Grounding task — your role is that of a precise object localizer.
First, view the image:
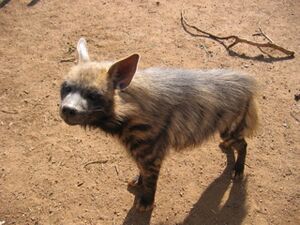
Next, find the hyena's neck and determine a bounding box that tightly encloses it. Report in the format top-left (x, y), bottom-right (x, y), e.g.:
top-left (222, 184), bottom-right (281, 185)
top-left (94, 85), bottom-right (161, 137)
top-left (92, 114), bottom-right (128, 136)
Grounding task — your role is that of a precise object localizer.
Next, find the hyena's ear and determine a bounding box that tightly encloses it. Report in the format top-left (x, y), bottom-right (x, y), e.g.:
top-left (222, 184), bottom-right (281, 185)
top-left (77, 37), bottom-right (90, 63)
top-left (108, 54), bottom-right (140, 90)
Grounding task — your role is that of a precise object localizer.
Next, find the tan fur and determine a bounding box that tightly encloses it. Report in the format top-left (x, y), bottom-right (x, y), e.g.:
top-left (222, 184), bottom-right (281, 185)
top-left (244, 97), bottom-right (259, 137)
top-left (66, 62), bottom-right (112, 93)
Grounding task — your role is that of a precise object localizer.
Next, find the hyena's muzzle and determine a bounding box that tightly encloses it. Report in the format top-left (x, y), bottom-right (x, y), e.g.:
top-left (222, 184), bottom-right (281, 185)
top-left (60, 91), bottom-right (88, 125)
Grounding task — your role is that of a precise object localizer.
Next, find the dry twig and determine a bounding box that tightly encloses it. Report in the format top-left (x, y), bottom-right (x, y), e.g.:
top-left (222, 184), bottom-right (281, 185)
top-left (180, 10), bottom-right (295, 59)
top-left (83, 160), bottom-right (108, 168)
top-left (0, 109), bottom-right (18, 114)
top-left (253, 27), bottom-right (273, 43)
top-left (60, 57), bottom-right (75, 63)
top-left (114, 165), bottom-right (119, 175)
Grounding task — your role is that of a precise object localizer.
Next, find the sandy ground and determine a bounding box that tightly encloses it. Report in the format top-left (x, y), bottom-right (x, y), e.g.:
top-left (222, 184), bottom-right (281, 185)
top-left (0, 0), bottom-right (299, 224)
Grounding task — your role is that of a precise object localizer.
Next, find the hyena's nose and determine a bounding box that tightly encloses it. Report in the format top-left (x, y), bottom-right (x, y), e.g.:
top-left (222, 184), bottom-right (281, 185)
top-left (62, 106), bottom-right (77, 117)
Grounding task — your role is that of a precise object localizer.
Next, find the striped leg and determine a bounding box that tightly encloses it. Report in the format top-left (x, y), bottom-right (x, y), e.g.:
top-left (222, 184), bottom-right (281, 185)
top-left (134, 157), bottom-right (162, 211)
top-left (220, 127), bottom-right (248, 178)
top-left (122, 120), bottom-right (169, 211)
top-left (126, 139), bottom-right (164, 211)
top-left (231, 138), bottom-right (247, 178)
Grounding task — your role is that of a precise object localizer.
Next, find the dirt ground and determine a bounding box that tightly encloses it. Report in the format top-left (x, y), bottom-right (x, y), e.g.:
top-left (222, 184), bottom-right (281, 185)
top-left (0, 0), bottom-right (299, 224)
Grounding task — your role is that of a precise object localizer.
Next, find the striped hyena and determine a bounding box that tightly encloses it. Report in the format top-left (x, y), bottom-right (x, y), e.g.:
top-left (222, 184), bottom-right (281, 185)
top-left (59, 38), bottom-right (258, 211)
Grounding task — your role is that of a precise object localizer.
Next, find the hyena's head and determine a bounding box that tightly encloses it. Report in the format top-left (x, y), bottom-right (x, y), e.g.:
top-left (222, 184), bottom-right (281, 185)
top-left (59, 38), bottom-right (139, 126)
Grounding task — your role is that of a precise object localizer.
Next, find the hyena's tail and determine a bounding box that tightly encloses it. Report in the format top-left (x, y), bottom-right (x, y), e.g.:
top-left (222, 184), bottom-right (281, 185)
top-left (220, 95), bottom-right (258, 143)
top-left (243, 96), bottom-right (259, 137)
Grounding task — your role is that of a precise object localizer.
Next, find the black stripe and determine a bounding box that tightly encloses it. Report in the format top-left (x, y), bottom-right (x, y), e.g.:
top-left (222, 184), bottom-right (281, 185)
top-left (137, 110), bottom-right (173, 157)
top-left (144, 173), bottom-right (159, 188)
top-left (231, 102), bottom-right (249, 138)
top-left (146, 165), bottom-right (160, 174)
top-left (124, 135), bottom-right (135, 146)
top-left (92, 116), bottom-right (128, 136)
top-left (125, 135), bottom-right (155, 151)
top-left (154, 110), bottom-right (173, 150)
top-left (129, 124), bottom-right (152, 132)
top-left (130, 138), bottom-right (155, 151)
top-left (131, 141), bottom-right (142, 150)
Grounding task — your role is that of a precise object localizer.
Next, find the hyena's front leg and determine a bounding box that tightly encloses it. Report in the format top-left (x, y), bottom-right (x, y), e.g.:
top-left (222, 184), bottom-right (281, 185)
top-left (134, 157), bottom-right (162, 211)
top-left (126, 143), bottom-right (163, 211)
top-left (123, 123), bottom-right (167, 211)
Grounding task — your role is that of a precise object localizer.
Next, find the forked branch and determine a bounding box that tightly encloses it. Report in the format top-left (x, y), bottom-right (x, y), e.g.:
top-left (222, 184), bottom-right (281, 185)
top-left (180, 10), bottom-right (295, 59)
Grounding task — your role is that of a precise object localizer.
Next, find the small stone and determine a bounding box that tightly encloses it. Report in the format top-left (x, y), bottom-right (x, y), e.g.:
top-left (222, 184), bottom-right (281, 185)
top-left (77, 182), bottom-right (84, 187)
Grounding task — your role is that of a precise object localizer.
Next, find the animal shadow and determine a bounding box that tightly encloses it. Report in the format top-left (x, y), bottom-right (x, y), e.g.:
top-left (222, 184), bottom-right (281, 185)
top-left (0, 0), bottom-right (40, 8)
top-left (0, 0), bottom-right (11, 8)
top-left (227, 48), bottom-right (294, 63)
top-left (27, 0), bottom-right (40, 7)
top-left (122, 197), bottom-right (153, 225)
top-left (179, 149), bottom-right (248, 225)
top-left (121, 150), bottom-right (247, 225)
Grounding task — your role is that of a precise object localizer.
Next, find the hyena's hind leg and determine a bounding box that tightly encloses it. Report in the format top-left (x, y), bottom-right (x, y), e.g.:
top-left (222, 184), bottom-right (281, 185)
top-left (220, 129), bottom-right (248, 178)
top-left (231, 138), bottom-right (247, 177)
top-left (219, 105), bottom-right (251, 179)
top-left (219, 98), bottom-right (258, 178)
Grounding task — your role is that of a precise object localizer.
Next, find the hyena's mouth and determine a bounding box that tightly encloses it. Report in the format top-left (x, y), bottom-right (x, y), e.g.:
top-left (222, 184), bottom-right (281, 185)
top-left (61, 116), bottom-right (84, 126)
top-left (59, 106), bottom-right (88, 126)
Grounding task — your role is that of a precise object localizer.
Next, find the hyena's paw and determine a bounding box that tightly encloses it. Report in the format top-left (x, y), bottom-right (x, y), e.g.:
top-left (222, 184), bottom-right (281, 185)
top-left (135, 195), bottom-right (154, 212)
top-left (127, 175), bottom-right (143, 195)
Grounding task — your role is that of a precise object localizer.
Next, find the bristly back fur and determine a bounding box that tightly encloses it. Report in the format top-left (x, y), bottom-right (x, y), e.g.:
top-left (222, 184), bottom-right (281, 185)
top-left (114, 67), bottom-right (258, 150)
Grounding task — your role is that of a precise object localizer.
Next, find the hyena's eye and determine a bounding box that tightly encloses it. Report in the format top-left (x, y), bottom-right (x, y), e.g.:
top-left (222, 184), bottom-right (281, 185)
top-left (62, 82), bottom-right (72, 94)
top-left (64, 85), bottom-right (72, 93)
top-left (86, 91), bottom-right (101, 102)
top-left (60, 82), bottom-right (73, 97)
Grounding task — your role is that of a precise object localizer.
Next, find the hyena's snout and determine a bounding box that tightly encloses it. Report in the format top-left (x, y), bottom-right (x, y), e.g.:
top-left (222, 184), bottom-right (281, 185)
top-left (60, 92), bottom-right (88, 125)
top-left (60, 105), bottom-right (81, 125)
top-left (61, 105), bottom-right (77, 117)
